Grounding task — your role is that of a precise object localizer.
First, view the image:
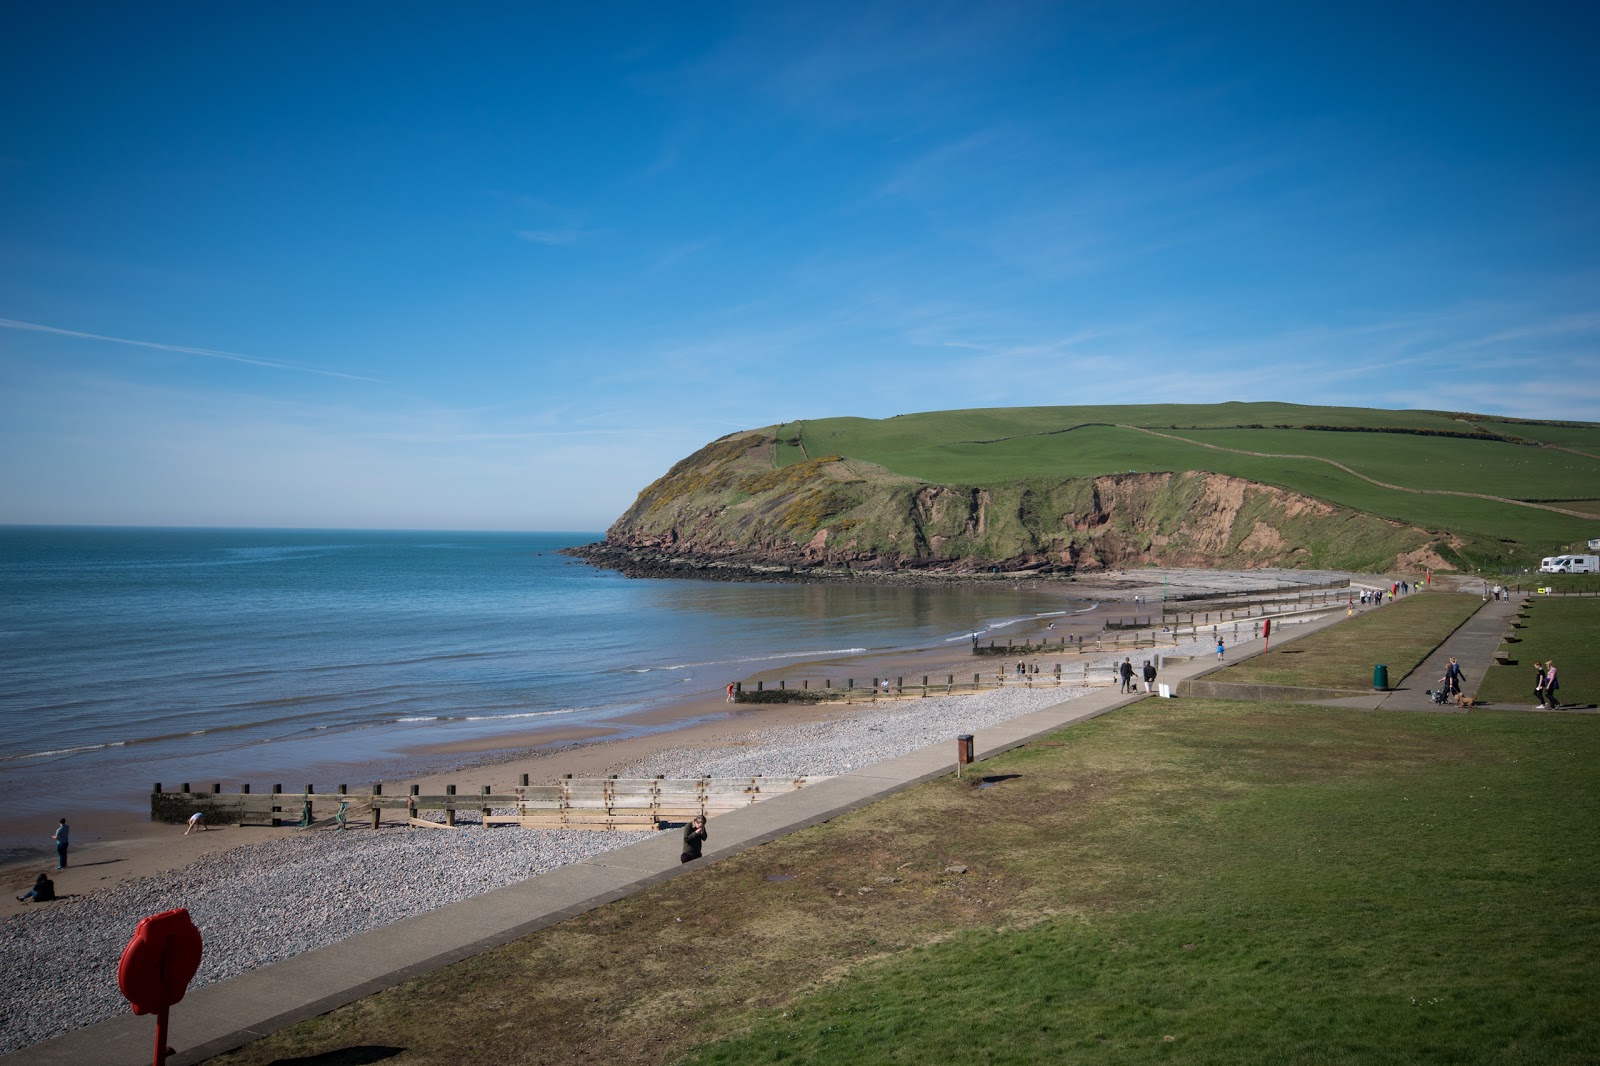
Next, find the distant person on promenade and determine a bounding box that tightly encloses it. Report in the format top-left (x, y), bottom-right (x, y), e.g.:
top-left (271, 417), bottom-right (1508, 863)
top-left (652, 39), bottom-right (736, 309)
top-left (1119, 658), bottom-right (1133, 692)
top-left (681, 815), bottom-right (708, 863)
top-left (1532, 661), bottom-right (1547, 708)
top-left (17, 873), bottom-right (55, 903)
top-left (1543, 660), bottom-right (1560, 709)
top-left (185, 811), bottom-right (207, 835)
top-left (1216, 637), bottom-right (1226, 660)
top-left (52, 818), bottom-right (68, 870)
top-left (1142, 659), bottom-right (1157, 692)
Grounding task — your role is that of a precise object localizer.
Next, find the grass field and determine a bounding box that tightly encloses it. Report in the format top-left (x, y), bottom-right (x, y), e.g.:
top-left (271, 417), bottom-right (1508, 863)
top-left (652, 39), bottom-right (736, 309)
top-left (213, 696), bottom-right (1600, 1066)
top-left (1207, 592), bottom-right (1481, 691)
top-left (1477, 420), bottom-right (1600, 453)
top-left (781, 408), bottom-right (1598, 557)
top-left (1162, 427), bottom-right (1600, 501)
top-left (1478, 597), bottom-right (1598, 710)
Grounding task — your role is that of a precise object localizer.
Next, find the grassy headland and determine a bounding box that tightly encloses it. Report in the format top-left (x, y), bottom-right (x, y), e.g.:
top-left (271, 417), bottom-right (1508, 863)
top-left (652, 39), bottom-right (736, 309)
top-left (600, 404), bottom-right (1598, 578)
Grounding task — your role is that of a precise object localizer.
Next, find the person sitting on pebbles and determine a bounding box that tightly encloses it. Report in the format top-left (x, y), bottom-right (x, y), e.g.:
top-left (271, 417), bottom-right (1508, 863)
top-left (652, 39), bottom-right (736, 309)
top-left (17, 872), bottom-right (55, 903)
top-left (185, 810), bottom-right (208, 835)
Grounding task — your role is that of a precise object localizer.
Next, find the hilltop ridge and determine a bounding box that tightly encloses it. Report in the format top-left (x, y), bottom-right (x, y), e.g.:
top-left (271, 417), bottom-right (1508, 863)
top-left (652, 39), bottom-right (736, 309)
top-left (576, 404), bottom-right (1600, 578)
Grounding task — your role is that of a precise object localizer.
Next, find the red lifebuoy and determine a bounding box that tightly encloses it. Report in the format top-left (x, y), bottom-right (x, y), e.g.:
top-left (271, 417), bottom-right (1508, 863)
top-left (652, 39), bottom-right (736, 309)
top-left (118, 908), bottom-right (204, 1016)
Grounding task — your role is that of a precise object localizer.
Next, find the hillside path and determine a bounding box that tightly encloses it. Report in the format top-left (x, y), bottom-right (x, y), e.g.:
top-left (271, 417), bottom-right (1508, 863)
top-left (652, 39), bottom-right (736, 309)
top-left (1119, 425), bottom-right (1596, 519)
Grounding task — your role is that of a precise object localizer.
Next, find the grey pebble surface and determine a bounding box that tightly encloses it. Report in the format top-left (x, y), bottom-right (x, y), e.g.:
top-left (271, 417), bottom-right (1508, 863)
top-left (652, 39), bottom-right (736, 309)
top-left (1, 637), bottom-right (1235, 1053)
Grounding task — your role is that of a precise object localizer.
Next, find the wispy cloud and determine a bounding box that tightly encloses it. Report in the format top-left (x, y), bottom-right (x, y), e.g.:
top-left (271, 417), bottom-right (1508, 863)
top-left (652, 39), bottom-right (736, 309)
top-left (516, 229), bottom-right (595, 246)
top-left (0, 317), bottom-right (381, 382)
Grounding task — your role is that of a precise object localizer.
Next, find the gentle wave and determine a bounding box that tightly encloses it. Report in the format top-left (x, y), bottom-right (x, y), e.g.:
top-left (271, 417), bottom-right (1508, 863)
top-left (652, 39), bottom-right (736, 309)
top-left (645, 647), bottom-right (868, 671)
top-left (1, 740), bottom-right (129, 761)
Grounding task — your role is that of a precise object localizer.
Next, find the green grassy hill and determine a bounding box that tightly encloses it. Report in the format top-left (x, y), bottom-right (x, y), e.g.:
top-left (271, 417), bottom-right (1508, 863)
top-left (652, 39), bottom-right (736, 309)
top-left (603, 403), bottom-right (1599, 574)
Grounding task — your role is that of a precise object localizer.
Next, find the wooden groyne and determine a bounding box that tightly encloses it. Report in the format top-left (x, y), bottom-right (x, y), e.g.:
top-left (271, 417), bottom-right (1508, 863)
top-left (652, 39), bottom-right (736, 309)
top-left (150, 775), bottom-right (824, 832)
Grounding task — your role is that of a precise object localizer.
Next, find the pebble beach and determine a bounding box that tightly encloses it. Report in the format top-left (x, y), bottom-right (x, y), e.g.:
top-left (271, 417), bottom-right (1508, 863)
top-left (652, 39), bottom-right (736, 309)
top-left (0, 636), bottom-right (1226, 1053)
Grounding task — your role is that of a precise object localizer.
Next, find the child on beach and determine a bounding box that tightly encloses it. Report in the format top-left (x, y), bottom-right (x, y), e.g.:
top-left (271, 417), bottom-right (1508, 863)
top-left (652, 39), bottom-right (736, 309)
top-left (1216, 638), bottom-right (1226, 660)
top-left (185, 810), bottom-right (207, 835)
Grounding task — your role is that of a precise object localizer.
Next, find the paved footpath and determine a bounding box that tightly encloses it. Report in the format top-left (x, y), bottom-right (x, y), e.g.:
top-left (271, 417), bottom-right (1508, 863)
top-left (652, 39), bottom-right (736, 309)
top-left (1, 602), bottom-right (1393, 1066)
top-left (1378, 593), bottom-right (1518, 711)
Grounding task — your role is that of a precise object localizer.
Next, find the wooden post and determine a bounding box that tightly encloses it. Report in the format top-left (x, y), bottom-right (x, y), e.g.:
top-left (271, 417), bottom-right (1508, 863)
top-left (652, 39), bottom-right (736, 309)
top-left (240, 783), bottom-right (250, 794)
top-left (372, 782), bottom-right (382, 829)
top-left (181, 783), bottom-right (190, 794)
top-left (446, 784), bottom-right (457, 827)
top-left (520, 773), bottom-right (530, 787)
top-left (212, 783), bottom-right (221, 794)
top-left (271, 784), bottom-right (283, 827)
top-left (481, 785), bottom-right (492, 825)
top-left (409, 784), bottom-right (420, 828)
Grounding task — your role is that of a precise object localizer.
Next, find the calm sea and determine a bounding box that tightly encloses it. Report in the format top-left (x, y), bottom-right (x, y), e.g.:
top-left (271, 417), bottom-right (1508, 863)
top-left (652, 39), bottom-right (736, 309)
top-left (0, 527), bottom-right (1068, 850)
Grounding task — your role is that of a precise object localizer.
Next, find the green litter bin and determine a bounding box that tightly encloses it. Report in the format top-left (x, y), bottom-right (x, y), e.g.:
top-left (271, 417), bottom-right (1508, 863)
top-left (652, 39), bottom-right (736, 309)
top-left (1373, 664), bottom-right (1389, 691)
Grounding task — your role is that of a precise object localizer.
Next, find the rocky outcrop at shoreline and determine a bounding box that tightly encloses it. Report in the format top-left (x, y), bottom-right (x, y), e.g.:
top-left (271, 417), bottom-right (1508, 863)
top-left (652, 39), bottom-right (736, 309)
top-left (582, 429), bottom-right (1445, 577)
top-left (560, 541), bottom-right (1081, 585)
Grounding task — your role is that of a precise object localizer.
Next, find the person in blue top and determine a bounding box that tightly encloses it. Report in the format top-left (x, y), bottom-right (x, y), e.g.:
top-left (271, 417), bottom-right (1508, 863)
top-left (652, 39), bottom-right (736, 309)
top-left (53, 818), bottom-right (68, 870)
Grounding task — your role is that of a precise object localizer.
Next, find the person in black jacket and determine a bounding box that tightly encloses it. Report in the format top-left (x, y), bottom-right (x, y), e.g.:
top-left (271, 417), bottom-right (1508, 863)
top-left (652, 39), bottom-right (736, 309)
top-left (681, 816), bottom-right (708, 863)
top-left (17, 873), bottom-right (55, 903)
top-left (1142, 659), bottom-right (1157, 693)
top-left (1119, 658), bottom-right (1134, 692)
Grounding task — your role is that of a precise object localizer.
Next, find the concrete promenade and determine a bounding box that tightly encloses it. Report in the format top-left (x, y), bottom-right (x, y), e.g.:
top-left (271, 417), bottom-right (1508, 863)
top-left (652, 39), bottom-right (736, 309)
top-left (2, 600), bottom-right (1400, 1066)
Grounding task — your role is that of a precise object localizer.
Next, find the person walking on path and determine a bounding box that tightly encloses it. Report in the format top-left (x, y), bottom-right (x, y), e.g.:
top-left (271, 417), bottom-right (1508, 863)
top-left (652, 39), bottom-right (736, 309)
top-left (1532, 660), bottom-right (1548, 708)
top-left (52, 818), bottom-right (68, 870)
top-left (1216, 637), bottom-right (1226, 660)
top-left (1543, 660), bottom-right (1560, 709)
top-left (681, 815), bottom-right (708, 863)
top-left (1444, 657), bottom-right (1465, 698)
top-left (1119, 658), bottom-right (1134, 693)
top-left (1142, 659), bottom-right (1157, 693)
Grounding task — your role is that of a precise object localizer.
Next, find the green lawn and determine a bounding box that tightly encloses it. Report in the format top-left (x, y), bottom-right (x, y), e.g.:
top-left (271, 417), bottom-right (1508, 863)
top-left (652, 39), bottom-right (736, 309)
top-left (1211, 592), bottom-right (1482, 690)
top-left (683, 703), bottom-right (1600, 1066)
top-left (1477, 597), bottom-right (1598, 710)
top-left (211, 694), bottom-right (1600, 1066)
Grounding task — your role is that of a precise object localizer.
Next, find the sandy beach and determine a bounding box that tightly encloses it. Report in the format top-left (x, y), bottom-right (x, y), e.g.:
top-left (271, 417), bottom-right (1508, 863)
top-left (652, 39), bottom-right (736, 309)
top-left (0, 567), bottom-right (1375, 1053)
top-left (0, 567), bottom-right (1367, 904)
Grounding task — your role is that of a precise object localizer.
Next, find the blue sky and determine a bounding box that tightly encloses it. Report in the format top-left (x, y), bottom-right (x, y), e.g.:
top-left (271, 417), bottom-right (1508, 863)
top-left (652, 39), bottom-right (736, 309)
top-left (2, 2), bottom-right (1596, 531)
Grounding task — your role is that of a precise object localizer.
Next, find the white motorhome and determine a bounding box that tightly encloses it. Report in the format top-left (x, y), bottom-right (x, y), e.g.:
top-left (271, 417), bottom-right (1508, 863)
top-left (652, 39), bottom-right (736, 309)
top-left (1539, 554), bottom-right (1599, 574)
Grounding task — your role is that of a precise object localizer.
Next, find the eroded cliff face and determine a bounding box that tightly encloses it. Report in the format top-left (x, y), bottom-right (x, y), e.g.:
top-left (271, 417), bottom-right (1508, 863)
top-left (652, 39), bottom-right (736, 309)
top-left (596, 429), bottom-right (1443, 573)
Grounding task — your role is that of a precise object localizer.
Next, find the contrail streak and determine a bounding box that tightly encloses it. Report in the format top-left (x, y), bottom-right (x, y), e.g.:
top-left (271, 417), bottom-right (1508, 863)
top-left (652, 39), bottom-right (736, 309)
top-left (0, 317), bottom-right (383, 382)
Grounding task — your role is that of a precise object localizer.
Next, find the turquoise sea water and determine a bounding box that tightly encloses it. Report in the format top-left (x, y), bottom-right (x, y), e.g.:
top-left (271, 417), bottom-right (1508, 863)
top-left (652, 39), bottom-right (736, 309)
top-left (0, 527), bottom-right (1069, 849)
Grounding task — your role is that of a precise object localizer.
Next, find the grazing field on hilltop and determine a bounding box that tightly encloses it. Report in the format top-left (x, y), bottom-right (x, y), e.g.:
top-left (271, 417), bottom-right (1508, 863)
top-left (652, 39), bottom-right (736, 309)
top-left (214, 698), bottom-right (1600, 1066)
top-left (774, 405), bottom-right (1597, 557)
top-left (1477, 420), bottom-right (1600, 454)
